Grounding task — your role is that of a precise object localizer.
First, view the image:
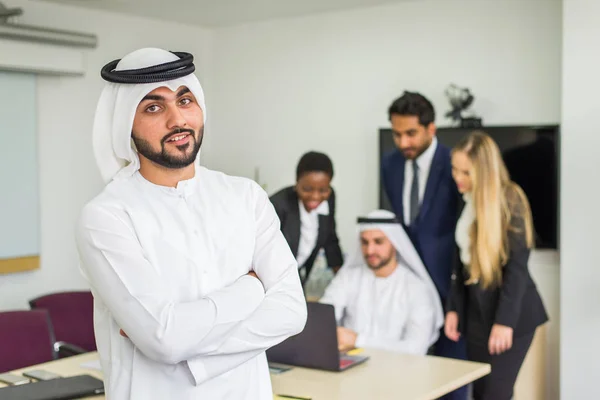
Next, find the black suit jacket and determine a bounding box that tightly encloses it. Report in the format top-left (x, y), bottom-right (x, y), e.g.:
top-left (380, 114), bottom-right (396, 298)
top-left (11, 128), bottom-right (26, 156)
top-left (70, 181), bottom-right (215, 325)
top-left (447, 198), bottom-right (548, 340)
top-left (269, 186), bottom-right (344, 282)
top-left (381, 144), bottom-right (459, 302)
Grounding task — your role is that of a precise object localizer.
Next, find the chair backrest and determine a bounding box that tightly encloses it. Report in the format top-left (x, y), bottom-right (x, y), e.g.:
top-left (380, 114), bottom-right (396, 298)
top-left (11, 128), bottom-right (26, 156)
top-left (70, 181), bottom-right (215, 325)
top-left (0, 309), bottom-right (57, 373)
top-left (29, 291), bottom-right (96, 352)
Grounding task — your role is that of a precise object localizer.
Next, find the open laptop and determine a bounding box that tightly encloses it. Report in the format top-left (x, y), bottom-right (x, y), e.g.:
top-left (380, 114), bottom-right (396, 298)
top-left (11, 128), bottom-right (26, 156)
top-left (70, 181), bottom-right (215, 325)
top-left (266, 302), bottom-right (369, 372)
top-left (0, 374), bottom-right (104, 400)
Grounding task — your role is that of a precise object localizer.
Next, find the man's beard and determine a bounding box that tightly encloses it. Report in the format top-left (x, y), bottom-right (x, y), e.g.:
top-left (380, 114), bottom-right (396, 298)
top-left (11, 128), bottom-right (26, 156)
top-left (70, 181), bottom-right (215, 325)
top-left (366, 252), bottom-right (394, 270)
top-left (132, 126), bottom-right (203, 169)
top-left (401, 137), bottom-right (433, 160)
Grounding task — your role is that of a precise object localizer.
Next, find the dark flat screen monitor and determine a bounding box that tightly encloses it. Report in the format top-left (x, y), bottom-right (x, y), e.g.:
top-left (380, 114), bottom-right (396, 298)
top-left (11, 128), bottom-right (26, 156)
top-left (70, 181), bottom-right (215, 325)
top-left (379, 125), bottom-right (560, 249)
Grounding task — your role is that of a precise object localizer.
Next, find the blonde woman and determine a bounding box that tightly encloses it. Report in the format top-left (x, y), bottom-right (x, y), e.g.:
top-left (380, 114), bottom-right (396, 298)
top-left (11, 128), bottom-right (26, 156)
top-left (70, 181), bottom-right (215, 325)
top-left (444, 131), bottom-right (548, 400)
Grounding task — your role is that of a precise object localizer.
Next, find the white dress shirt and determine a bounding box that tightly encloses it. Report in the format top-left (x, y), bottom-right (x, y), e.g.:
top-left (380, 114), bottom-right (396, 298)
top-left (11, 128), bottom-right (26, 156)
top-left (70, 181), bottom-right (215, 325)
top-left (319, 262), bottom-right (436, 355)
top-left (296, 200), bottom-right (329, 267)
top-left (455, 192), bottom-right (475, 266)
top-left (75, 167), bottom-right (307, 400)
top-left (403, 137), bottom-right (438, 226)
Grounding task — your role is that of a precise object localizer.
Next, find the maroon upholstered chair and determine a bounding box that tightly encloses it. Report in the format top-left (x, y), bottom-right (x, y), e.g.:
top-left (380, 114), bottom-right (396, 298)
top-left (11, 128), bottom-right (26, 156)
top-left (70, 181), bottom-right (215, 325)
top-left (0, 309), bottom-right (57, 373)
top-left (29, 291), bottom-right (96, 356)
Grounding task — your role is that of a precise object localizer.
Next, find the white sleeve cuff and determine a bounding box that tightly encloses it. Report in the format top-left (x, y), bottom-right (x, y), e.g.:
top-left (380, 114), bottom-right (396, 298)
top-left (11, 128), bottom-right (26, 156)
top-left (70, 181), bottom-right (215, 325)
top-left (355, 333), bottom-right (367, 349)
top-left (187, 357), bottom-right (208, 386)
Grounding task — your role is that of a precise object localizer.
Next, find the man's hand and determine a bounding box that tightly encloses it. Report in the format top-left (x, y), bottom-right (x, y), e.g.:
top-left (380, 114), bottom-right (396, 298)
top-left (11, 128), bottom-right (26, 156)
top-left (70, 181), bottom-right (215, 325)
top-left (488, 324), bottom-right (513, 355)
top-left (337, 327), bottom-right (357, 352)
top-left (120, 329), bottom-right (128, 338)
top-left (247, 270), bottom-right (265, 291)
top-left (444, 311), bottom-right (460, 342)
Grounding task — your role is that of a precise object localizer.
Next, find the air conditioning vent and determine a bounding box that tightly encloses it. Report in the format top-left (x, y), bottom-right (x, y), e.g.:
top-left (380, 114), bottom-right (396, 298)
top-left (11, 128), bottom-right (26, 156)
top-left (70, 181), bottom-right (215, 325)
top-left (0, 1), bottom-right (97, 48)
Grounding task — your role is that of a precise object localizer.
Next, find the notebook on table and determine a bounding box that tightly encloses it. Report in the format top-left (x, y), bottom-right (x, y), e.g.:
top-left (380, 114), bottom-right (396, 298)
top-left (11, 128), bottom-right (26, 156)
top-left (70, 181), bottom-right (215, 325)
top-left (0, 374), bottom-right (104, 400)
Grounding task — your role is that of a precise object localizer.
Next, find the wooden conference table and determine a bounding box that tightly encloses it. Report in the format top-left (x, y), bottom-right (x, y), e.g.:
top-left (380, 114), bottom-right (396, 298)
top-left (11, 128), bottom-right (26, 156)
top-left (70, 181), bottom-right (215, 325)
top-left (2, 350), bottom-right (489, 400)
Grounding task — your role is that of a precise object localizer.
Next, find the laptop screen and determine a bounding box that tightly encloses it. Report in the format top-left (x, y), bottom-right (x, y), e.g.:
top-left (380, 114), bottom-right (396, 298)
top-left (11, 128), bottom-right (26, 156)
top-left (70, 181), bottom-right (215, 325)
top-left (266, 302), bottom-right (341, 371)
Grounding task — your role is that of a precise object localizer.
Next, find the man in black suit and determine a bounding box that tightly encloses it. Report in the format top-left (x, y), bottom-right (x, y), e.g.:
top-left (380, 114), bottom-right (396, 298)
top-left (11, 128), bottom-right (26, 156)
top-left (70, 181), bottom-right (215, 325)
top-left (269, 151), bottom-right (344, 286)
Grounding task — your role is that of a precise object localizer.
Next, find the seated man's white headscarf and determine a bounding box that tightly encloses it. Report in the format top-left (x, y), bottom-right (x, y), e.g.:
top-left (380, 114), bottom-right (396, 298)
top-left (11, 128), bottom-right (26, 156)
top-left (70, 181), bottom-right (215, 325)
top-left (92, 48), bottom-right (206, 183)
top-left (345, 209), bottom-right (444, 346)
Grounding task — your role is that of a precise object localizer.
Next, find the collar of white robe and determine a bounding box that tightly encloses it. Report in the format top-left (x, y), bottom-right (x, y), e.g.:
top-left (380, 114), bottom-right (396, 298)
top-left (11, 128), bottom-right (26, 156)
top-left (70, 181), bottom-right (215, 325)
top-left (101, 51), bottom-right (195, 84)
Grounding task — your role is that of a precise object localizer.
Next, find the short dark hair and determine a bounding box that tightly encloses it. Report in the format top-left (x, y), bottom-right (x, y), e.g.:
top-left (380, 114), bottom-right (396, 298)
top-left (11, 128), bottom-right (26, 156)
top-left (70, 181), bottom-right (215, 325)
top-left (296, 151), bottom-right (334, 181)
top-left (388, 91), bottom-right (435, 127)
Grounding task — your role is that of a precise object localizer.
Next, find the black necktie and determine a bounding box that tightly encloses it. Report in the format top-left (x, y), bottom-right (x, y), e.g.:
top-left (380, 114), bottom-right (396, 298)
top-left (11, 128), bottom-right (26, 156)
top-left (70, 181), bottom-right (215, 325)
top-left (410, 160), bottom-right (420, 224)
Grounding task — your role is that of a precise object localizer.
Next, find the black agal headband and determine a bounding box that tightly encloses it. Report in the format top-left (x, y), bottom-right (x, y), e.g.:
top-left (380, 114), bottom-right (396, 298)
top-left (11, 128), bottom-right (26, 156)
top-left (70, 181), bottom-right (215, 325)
top-left (101, 51), bottom-right (195, 84)
top-left (356, 216), bottom-right (401, 224)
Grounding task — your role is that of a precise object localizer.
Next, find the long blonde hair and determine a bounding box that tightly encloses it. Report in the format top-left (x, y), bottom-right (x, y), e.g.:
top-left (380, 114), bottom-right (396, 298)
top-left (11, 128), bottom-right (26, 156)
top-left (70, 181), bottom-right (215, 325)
top-left (453, 131), bottom-right (534, 289)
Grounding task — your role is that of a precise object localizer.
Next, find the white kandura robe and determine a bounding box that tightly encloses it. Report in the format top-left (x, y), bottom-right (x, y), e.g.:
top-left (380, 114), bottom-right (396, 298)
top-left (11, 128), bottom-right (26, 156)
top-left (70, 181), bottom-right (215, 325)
top-left (75, 166), bottom-right (307, 400)
top-left (320, 262), bottom-right (436, 355)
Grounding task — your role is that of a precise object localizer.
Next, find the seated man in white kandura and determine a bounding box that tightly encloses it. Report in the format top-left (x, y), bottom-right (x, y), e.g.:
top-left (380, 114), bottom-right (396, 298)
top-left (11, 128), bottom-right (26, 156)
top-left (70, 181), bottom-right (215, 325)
top-left (320, 209), bottom-right (443, 355)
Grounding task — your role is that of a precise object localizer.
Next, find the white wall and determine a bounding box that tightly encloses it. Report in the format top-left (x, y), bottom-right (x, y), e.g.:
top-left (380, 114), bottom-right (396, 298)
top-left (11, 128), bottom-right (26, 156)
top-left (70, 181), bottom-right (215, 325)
top-left (207, 0), bottom-right (562, 251)
top-left (0, 0), bottom-right (213, 311)
top-left (561, 0), bottom-right (600, 397)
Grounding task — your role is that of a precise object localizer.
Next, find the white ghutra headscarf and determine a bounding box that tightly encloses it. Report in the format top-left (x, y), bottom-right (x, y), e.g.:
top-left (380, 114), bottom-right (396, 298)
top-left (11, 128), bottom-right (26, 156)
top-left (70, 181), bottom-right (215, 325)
top-left (92, 48), bottom-right (207, 184)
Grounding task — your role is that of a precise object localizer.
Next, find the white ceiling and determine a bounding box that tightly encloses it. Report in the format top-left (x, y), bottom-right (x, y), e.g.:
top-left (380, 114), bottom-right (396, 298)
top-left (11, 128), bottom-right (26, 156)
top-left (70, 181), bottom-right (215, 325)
top-left (35, 0), bottom-right (411, 27)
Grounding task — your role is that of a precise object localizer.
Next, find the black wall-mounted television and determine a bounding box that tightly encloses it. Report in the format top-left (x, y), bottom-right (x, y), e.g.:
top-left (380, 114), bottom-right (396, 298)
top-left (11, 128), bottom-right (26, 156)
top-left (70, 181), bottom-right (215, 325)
top-left (379, 125), bottom-right (560, 250)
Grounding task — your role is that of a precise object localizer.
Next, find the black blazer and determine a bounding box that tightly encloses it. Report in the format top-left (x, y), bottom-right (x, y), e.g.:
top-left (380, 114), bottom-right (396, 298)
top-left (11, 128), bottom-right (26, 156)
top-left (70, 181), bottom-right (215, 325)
top-left (447, 198), bottom-right (548, 340)
top-left (269, 186), bottom-right (344, 281)
top-left (382, 143), bottom-right (459, 301)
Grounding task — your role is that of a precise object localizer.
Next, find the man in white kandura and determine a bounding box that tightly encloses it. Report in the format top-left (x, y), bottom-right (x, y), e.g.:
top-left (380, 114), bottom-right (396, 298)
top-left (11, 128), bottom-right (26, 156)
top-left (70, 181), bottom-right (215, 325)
top-left (320, 210), bottom-right (443, 355)
top-left (75, 48), bottom-right (307, 400)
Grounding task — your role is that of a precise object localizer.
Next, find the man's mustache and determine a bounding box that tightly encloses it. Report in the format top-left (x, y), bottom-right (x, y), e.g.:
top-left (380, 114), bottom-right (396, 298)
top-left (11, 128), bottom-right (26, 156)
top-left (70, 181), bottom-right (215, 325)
top-left (161, 128), bottom-right (195, 144)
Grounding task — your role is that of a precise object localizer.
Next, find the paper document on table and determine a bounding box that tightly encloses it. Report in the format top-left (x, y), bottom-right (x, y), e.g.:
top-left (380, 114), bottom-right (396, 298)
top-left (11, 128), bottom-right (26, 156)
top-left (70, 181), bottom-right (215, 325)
top-left (347, 348), bottom-right (364, 355)
top-left (80, 359), bottom-right (102, 371)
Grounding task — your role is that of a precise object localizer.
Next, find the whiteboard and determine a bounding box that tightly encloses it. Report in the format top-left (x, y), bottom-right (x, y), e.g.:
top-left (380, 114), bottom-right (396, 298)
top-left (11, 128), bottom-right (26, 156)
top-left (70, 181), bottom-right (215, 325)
top-left (0, 71), bottom-right (39, 259)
